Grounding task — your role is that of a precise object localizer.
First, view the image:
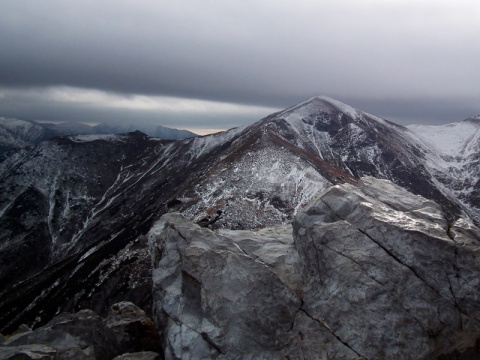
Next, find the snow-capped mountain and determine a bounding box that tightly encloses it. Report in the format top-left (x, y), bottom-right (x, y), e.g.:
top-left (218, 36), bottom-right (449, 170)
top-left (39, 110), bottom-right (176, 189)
top-left (0, 118), bottom-right (197, 153)
top-left (94, 121), bottom-right (196, 139)
top-left (0, 117), bottom-right (55, 153)
top-left (407, 116), bottom-right (480, 222)
top-left (175, 96), bottom-right (476, 228)
top-left (0, 96), bottom-right (478, 334)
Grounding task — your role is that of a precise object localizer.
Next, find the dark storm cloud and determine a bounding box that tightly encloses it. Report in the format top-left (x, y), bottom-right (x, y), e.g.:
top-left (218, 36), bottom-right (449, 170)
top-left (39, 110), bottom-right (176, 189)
top-left (0, 0), bottom-right (479, 128)
top-left (338, 97), bottom-right (480, 125)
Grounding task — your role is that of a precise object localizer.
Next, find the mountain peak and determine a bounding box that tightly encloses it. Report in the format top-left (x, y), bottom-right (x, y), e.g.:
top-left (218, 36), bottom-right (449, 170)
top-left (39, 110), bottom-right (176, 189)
top-left (271, 96), bottom-right (395, 132)
top-left (1, 93), bottom-right (480, 338)
top-left (280, 96), bottom-right (361, 121)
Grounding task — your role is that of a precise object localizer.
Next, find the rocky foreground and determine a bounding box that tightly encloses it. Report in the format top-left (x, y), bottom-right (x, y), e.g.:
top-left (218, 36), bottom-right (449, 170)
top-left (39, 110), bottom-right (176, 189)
top-left (150, 177), bottom-right (480, 359)
top-left (3, 177), bottom-right (480, 359)
top-left (0, 301), bottom-right (162, 359)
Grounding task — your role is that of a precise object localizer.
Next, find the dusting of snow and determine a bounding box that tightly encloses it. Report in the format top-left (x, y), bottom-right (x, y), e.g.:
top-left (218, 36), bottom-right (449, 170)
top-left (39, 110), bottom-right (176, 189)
top-left (316, 96), bottom-right (359, 118)
top-left (279, 96), bottom-right (390, 126)
top-left (407, 121), bottom-right (480, 157)
top-left (0, 117), bottom-right (48, 149)
top-left (281, 96), bottom-right (359, 120)
top-left (186, 125), bottom-right (248, 160)
top-left (69, 134), bottom-right (126, 142)
top-left (285, 115), bottom-right (332, 159)
top-left (405, 120), bottom-right (480, 221)
top-left (47, 172), bottom-right (60, 250)
top-left (183, 146), bottom-right (331, 228)
top-left (346, 123), bottom-right (366, 141)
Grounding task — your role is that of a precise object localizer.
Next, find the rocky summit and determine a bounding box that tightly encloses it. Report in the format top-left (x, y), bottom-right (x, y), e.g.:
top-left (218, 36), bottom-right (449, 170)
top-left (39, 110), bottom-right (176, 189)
top-left (149, 177), bottom-right (480, 359)
top-left (1, 97), bottom-right (480, 359)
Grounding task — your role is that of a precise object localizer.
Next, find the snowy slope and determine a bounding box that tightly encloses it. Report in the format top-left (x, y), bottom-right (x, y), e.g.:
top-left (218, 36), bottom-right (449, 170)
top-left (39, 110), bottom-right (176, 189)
top-left (0, 117), bottom-right (53, 152)
top-left (1, 96), bottom-right (479, 334)
top-left (407, 118), bottom-right (480, 157)
top-left (182, 145), bottom-right (332, 228)
top-left (407, 117), bottom-right (480, 221)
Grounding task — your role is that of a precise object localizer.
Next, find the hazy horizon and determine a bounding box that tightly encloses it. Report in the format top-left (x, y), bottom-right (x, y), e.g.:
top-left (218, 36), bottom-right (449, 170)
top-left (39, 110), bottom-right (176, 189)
top-left (30, 118), bottom-right (224, 135)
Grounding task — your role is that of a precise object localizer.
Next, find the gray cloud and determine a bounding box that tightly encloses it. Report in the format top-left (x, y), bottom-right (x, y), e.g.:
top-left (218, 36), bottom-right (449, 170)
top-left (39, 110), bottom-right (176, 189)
top-left (1, 0), bottom-right (479, 128)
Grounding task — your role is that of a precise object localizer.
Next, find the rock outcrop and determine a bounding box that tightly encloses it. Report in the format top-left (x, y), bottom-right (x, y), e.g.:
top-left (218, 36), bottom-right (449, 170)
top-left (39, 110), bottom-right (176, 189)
top-left (150, 177), bottom-right (480, 359)
top-left (2, 176), bottom-right (480, 359)
top-left (3, 97), bottom-right (480, 335)
top-left (0, 302), bottom-right (162, 360)
top-left (294, 177), bottom-right (480, 359)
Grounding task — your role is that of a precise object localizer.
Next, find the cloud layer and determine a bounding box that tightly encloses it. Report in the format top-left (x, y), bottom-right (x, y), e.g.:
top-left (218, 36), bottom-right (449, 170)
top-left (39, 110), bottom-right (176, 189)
top-left (1, 0), bottom-right (479, 128)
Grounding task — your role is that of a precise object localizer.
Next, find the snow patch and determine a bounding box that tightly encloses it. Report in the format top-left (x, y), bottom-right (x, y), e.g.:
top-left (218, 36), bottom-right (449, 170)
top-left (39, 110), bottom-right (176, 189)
top-left (183, 146), bottom-right (331, 228)
top-left (407, 121), bottom-right (480, 157)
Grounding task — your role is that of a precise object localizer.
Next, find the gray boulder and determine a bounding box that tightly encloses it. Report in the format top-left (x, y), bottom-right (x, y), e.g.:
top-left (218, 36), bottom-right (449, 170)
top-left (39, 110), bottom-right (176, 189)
top-left (150, 216), bottom-right (303, 359)
top-left (1, 302), bottom-right (162, 359)
top-left (294, 176), bottom-right (480, 359)
top-left (150, 176), bottom-right (480, 359)
top-left (3, 309), bottom-right (117, 359)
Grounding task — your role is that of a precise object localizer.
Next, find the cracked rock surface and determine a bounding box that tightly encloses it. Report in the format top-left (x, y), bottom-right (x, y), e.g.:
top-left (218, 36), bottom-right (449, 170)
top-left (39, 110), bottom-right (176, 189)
top-left (150, 176), bottom-right (480, 359)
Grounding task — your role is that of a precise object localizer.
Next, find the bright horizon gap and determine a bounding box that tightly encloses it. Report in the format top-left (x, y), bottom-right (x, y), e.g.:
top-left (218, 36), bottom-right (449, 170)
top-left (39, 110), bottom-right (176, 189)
top-left (181, 128), bottom-right (228, 136)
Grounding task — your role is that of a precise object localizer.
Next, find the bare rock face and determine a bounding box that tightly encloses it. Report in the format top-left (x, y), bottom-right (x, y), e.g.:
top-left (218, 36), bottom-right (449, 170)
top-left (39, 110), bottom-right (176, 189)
top-left (150, 215), bottom-right (302, 359)
top-left (294, 176), bottom-right (480, 359)
top-left (150, 177), bottom-right (480, 359)
top-left (0, 302), bottom-right (162, 360)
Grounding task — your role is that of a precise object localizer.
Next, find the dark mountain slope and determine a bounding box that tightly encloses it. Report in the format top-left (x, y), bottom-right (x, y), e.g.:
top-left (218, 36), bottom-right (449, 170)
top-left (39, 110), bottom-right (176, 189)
top-left (0, 96), bottom-right (478, 334)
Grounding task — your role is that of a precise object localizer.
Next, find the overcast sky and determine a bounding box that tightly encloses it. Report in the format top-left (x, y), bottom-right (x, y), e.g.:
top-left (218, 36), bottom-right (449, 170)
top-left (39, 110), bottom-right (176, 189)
top-left (1, 0), bottom-right (479, 133)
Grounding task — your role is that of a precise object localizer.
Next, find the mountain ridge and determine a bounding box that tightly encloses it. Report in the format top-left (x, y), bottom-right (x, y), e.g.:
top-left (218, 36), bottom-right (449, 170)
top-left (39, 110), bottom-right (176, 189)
top-left (0, 96), bottom-right (479, 335)
top-left (0, 117), bottom-right (197, 154)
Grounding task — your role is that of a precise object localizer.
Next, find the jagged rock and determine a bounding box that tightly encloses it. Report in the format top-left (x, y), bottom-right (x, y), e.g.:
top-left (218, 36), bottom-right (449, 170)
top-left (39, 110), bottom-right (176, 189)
top-left (150, 215), bottom-right (302, 359)
top-left (1, 302), bottom-right (162, 360)
top-left (150, 177), bottom-right (480, 359)
top-left (294, 176), bottom-right (480, 359)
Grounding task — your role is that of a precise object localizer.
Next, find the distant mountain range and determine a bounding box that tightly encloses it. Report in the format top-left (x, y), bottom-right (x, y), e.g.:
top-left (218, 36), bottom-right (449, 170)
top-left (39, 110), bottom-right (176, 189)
top-left (0, 96), bottom-right (479, 350)
top-left (0, 117), bottom-right (197, 153)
